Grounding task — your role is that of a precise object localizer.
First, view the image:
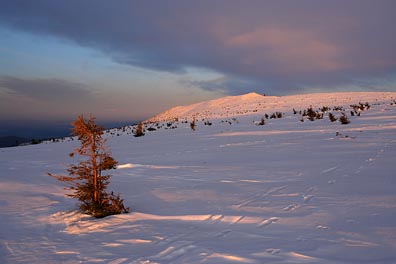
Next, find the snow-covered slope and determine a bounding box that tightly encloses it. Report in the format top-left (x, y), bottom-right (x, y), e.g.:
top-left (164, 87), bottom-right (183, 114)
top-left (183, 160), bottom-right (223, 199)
top-left (1, 92), bottom-right (396, 263)
top-left (148, 91), bottom-right (396, 122)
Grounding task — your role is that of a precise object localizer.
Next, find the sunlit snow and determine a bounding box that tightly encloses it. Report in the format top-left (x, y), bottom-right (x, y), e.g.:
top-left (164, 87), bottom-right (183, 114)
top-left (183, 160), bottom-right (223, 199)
top-left (1, 92), bottom-right (396, 263)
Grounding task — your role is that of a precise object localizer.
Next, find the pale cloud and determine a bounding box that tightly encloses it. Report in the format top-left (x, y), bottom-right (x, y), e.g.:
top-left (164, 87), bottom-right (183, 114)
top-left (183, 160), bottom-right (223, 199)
top-left (0, 76), bottom-right (92, 102)
top-left (225, 27), bottom-right (343, 74)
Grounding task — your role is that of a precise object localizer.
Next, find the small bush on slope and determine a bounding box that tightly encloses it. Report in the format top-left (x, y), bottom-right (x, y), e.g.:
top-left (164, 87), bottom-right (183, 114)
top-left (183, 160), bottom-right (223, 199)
top-left (190, 119), bottom-right (196, 131)
top-left (328, 112), bottom-right (337, 122)
top-left (339, 113), bottom-right (351, 125)
top-left (257, 118), bottom-right (265, 126)
top-left (134, 122), bottom-right (145, 137)
top-left (270, 112), bottom-right (283, 119)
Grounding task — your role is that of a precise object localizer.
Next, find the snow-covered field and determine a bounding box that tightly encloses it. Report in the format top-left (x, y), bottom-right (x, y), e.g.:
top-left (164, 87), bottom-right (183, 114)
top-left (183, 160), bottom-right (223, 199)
top-left (1, 92), bottom-right (396, 263)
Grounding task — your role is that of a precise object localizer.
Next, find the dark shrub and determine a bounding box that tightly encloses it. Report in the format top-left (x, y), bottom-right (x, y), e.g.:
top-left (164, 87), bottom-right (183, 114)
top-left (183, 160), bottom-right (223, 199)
top-left (339, 113), bottom-right (350, 125)
top-left (329, 113), bottom-right (337, 122)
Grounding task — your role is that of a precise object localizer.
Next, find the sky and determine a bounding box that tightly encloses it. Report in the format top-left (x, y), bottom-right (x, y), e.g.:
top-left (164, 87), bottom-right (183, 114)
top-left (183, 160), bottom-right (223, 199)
top-left (0, 0), bottom-right (395, 138)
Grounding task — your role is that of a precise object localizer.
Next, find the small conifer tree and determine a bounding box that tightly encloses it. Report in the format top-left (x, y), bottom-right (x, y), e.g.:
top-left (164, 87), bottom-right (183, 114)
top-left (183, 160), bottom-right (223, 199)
top-left (190, 118), bottom-right (196, 131)
top-left (49, 115), bottom-right (129, 218)
top-left (257, 117), bottom-right (265, 126)
top-left (339, 113), bottom-right (350, 125)
top-left (134, 122), bottom-right (145, 137)
top-left (306, 107), bottom-right (317, 121)
top-left (329, 112), bottom-right (337, 122)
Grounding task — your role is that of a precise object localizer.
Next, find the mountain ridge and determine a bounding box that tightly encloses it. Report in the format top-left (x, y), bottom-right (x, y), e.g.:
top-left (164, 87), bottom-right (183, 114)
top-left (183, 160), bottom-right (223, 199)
top-left (147, 91), bottom-right (396, 122)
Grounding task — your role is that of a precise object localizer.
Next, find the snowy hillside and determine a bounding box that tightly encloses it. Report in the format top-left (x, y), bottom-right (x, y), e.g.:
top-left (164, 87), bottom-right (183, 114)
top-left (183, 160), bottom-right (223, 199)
top-left (1, 92), bottom-right (396, 263)
top-left (148, 91), bottom-right (396, 122)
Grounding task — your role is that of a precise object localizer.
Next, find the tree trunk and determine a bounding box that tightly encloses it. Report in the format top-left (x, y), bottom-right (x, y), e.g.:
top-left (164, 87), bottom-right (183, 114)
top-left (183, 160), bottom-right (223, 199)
top-left (91, 133), bottom-right (98, 203)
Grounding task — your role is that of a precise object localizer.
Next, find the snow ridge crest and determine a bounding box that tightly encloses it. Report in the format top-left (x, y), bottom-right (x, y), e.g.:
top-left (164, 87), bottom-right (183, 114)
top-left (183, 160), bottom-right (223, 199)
top-left (147, 91), bottom-right (396, 122)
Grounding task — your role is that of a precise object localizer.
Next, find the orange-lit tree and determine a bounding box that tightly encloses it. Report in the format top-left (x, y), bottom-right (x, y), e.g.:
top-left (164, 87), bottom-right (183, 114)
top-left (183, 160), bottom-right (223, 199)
top-left (49, 115), bottom-right (129, 218)
top-left (134, 122), bottom-right (145, 137)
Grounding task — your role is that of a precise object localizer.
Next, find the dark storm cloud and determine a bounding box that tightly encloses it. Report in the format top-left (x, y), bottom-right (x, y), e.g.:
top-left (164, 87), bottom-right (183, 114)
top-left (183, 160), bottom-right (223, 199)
top-left (1, 0), bottom-right (395, 94)
top-left (0, 76), bottom-right (92, 102)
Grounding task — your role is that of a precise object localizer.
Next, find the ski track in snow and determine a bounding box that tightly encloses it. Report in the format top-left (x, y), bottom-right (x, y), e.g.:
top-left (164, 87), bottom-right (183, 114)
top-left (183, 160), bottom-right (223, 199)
top-left (1, 92), bottom-right (396, 263)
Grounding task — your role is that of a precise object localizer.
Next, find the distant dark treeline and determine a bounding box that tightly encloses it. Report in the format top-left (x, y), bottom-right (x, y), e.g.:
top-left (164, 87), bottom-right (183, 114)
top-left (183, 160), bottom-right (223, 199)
top-left (0, 136), bottom-right (30, 148)
top-left (0, 119), bottom-right (137, 147)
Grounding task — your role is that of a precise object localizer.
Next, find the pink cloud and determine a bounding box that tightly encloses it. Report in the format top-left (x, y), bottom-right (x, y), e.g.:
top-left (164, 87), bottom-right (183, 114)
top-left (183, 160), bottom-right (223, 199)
top-left (224, 27), bottom-right (345, 74)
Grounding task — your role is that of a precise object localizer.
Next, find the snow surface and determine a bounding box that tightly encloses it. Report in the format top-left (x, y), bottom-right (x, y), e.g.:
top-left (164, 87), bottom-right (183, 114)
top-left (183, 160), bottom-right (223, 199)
top-left (1, 92), bottom-right (396, 263)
